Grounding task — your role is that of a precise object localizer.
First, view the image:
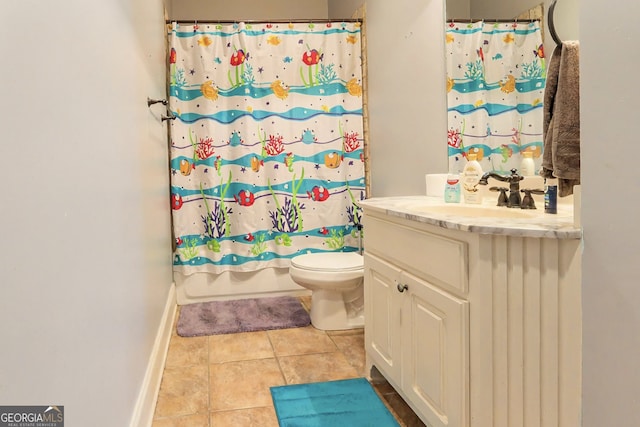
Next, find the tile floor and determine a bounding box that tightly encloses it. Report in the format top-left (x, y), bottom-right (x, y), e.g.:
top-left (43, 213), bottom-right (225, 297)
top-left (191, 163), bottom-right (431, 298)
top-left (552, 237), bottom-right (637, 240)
top-left (152, 296), bottom-right (426, 427)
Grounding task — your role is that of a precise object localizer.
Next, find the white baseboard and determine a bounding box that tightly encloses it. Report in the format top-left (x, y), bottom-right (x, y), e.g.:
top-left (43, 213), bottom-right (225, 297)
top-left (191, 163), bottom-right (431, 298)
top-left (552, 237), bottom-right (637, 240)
top-left (129, 283), bottom-right (177, 427)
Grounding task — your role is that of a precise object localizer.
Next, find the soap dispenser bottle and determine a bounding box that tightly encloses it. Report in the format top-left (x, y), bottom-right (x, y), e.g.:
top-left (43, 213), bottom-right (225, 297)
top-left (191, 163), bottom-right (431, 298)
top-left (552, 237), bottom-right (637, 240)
top-left (462, 153), bottom-right (483, 204)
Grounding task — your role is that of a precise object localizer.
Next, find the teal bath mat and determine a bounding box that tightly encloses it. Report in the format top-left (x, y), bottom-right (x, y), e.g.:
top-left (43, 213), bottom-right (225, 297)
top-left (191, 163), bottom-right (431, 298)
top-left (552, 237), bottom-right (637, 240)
top-left (270, 378), bottom-right (400, 427)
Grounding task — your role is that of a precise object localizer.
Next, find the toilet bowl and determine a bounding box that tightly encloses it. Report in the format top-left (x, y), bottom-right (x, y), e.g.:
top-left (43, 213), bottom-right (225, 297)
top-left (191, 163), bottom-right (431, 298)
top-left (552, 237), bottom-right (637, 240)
top-left (289, 252), bottom-right (364, 331)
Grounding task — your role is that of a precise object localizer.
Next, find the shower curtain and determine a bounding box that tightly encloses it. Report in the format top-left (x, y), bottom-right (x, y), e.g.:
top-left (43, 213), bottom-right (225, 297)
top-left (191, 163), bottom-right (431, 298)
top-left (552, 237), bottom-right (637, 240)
top-left (446, 21), bottom-right (545, 175)
top-left (168, 21), bottom-right (365, 274)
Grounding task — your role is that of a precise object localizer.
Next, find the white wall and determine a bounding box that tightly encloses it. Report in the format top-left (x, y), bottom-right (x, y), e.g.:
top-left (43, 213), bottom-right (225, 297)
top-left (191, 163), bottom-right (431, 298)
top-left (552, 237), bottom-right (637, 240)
top-left (0, 0), bottom-right (173, 425)
top-left (581, 1), bottom-right (640, 425)
top-left (169, 0), bottom-right (328, 21)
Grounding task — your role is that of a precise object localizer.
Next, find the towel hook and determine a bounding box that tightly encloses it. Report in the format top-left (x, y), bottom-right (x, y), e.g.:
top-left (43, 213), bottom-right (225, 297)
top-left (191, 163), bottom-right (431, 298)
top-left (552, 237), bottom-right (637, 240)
top-left (162, 112), bottom-right (177, 122)
top-left (147, 97), bottom-right (175, 122)
top-left (548, 0), bottom-right (562, 45)
top-left (147, 97), bottom-right (167, 107)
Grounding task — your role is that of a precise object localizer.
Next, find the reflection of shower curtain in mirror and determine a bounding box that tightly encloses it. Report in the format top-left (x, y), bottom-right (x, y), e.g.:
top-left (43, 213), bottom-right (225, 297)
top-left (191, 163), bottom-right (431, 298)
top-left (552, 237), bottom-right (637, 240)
top-left (446, 21), bottom-right (545, 175)
top-left (168, 22), bottom-right (365, 275)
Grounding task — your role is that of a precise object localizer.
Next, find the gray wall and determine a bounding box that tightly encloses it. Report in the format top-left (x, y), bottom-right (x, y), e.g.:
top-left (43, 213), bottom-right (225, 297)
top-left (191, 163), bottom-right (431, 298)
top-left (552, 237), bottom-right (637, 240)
top-left (0, 0), bottom-right (173, 425)
top-left (328, 0), bottom-right (364, 18)
top-left (445, 0), bottom-right (470, 20)
top-left (364, 0), bottom-right (448, 196)
top-left (471, 0), bottom-right (543, 18)
top-left (581, 1), bottom-right (640, 425)
top-left (330, 0), bottom-right (449, 196)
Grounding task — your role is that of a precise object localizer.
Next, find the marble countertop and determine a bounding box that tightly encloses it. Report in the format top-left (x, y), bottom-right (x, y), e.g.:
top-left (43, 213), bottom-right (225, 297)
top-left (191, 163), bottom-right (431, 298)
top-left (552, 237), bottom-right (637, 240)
top-left (360, 196), bottom-right (582, 239)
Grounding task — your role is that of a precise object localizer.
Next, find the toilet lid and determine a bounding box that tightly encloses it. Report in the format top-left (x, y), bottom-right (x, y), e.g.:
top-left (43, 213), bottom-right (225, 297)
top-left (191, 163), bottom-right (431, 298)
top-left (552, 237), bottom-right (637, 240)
top-left (291, 252), bottom-right (363, 272)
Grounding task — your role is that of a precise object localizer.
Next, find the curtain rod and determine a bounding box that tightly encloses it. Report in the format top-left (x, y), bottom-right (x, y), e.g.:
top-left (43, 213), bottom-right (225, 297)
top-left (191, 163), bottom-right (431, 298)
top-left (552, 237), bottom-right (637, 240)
top-left (449, 18), bottom-right (540, 23)
top-left (166, 19), bottom-right (362, 25)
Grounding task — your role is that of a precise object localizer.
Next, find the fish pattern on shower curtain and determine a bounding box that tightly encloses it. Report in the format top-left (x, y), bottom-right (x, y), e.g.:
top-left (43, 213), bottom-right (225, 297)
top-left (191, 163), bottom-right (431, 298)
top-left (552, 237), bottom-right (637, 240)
top-left (446, 21), bottom-right (546, 175)
top-left (168, 22), bottom-right (365, 274)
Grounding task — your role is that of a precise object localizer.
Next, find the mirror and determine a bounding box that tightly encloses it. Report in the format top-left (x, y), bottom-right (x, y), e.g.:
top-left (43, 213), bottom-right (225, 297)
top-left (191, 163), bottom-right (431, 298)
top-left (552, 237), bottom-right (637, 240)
top-left (445, 4), bottom-right (546, 176)
top-left (446, 0), bottom-right (545, 22)
top-left (445, 0), bottom-right (578, 49)
top-left (444, 0), bottom-right (578, 177)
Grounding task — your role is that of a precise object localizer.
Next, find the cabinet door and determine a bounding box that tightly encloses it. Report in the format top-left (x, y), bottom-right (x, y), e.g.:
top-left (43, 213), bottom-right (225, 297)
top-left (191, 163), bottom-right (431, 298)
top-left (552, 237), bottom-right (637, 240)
top-left (364, 253), bottom-right (402, 382)
top-left (400, 270), bottom-right (469, 427)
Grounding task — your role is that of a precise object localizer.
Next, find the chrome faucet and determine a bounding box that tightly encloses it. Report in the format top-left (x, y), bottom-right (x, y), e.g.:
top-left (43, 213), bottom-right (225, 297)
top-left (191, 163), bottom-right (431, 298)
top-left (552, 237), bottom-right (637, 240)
top-left (478, 168), bottom-right (524, 208)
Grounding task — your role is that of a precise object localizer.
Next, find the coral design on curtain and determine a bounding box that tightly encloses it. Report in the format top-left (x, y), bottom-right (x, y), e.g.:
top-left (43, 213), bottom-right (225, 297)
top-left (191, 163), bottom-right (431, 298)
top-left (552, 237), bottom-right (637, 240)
top-left (168, 22), bottom-right (364, 274)
top-left (446, 21), bottom-right (545, 174)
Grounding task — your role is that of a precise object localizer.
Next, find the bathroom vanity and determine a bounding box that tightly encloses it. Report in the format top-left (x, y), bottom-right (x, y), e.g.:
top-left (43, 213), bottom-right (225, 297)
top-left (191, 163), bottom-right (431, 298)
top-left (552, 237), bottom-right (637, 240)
top-left (360, 196), bottom-right (582, 427)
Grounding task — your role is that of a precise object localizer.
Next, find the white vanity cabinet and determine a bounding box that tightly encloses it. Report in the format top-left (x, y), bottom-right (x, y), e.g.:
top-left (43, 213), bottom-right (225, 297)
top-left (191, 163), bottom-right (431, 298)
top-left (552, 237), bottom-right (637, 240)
top-left (364, 214), bottom-right (471, 427)
top-left (361, 198), bottom-right (582, 427)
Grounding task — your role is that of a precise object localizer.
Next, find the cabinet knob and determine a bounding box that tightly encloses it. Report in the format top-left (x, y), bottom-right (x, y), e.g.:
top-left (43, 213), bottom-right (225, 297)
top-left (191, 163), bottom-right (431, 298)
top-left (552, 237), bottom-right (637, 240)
top-left (397, 283), bottom-right (408, 293)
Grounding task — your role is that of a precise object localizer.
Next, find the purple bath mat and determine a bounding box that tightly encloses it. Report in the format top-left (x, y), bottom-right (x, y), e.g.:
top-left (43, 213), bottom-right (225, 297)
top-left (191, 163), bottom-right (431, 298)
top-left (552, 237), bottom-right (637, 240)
top-left (176, 296), bottom-right (311, 337)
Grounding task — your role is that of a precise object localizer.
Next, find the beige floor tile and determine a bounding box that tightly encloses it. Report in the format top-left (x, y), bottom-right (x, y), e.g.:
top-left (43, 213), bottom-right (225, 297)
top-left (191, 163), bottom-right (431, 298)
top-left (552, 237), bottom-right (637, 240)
top-left (210, 406), bottom-right (279, 427)
top-left (267, 325), bottom-right (336, 356)
top-left (152, 412), bottom-right (209, 427)
top-left (157, 300), bottom-right (421, 426)
top-left (209, 358), bottom-right (285, 411)
top-left (165, 335), bottom-right (208, 368)
top-left (155, 365), bottom-right (209, 418)
top-left (172, 308), bottom-right (183, 337)
top-left (208, 331), bottom-right (274, 364)
top-left (277, 352), bottom-right (359, 384)
top-left (326, 327), bottom-right (364, 337)
top-left (330, 333), bottom-right (366, 377)
top-left (298, 295), bottom-right (312, 312)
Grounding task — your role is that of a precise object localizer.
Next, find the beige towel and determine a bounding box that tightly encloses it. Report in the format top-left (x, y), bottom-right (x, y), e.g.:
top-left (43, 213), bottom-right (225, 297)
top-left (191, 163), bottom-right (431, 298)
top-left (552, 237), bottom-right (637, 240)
top-left (540, 41), bottom-right (581, 197)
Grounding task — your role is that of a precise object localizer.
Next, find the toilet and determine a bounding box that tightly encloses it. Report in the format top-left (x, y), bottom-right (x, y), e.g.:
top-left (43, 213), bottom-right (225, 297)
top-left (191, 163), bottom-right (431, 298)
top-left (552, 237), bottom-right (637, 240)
top-left (289, 252), bottom-right (364, 331)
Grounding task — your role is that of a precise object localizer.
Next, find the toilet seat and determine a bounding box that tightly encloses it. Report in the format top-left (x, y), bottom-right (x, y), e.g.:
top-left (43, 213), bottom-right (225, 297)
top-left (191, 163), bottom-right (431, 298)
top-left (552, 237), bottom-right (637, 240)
top-left (290, 252), bottom-right (363, 272)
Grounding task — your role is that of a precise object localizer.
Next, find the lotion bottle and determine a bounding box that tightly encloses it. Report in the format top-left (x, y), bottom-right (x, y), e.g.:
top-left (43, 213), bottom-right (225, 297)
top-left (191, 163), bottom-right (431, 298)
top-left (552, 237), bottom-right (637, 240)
top-left (520, 151), bottom-right (536, 176)
top-left (444, 174), bottom-right (461, 203)
top-left (462, 153), bottom-right (483, 204)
